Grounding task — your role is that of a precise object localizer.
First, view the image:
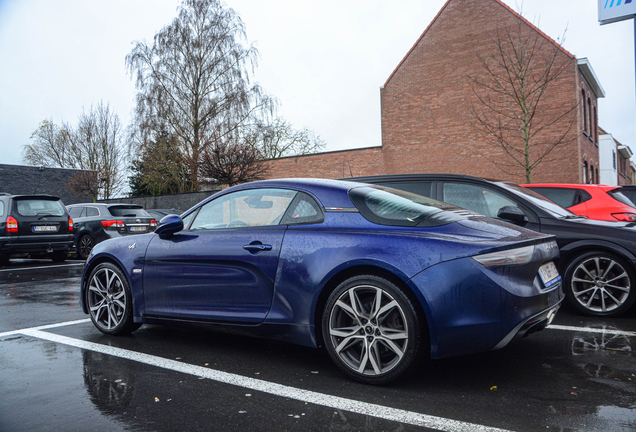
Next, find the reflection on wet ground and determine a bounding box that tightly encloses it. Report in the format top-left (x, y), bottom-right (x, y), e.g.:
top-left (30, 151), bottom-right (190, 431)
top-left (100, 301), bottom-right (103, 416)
top-left (1, 264), bottom-right (635, 432)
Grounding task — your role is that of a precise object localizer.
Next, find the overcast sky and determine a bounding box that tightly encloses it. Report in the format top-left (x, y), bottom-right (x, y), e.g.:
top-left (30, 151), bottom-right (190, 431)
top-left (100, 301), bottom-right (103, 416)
top-left (0, 0), bottom-right (634, 169)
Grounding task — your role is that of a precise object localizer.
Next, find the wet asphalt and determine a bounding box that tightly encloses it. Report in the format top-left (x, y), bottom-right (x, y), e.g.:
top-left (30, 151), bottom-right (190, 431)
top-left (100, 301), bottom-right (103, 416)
top-left (0, 259), bottom-right (635, 432)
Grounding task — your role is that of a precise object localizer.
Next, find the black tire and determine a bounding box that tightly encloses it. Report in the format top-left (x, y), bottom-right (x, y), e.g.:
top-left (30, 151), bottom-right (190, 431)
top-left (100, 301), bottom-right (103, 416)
top-left (86, 262), bottom-right (141, 335)
top-left (321, 275), bottom-right (427, 385)
top-left (564, 251), bottom-right (636, 317)
top-left (51, 251), bottom-right (67, 263)
top-left (0, 254), bottom-right (9, 265)
top-left (78, 234), bottom-right (94, 260)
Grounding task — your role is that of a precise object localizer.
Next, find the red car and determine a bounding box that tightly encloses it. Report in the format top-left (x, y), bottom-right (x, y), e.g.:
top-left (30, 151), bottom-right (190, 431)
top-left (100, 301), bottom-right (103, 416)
top-left (523, 183), bottom-right (636, 222)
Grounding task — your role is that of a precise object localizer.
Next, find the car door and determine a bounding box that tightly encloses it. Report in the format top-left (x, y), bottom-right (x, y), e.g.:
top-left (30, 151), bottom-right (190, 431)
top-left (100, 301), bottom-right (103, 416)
top-left (142, 188), bottom-right (297, 324)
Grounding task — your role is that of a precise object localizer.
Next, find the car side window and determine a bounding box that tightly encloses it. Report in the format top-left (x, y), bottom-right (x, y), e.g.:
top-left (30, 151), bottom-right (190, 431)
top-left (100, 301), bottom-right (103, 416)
top-left (527, 187), bottom-right (577, 208)
top-left (280, 192), bottom-right (324, 225)
top-left (382, 181), bottom-right (434, 198)
top-left (68, 207), bottom-right (83, 218)
top-left (189, 188), bottom-right (297, 230)
top-left (0, 201), bottom-right (4, 217)
top-left (86, 207), bottom-right (99, 217)
top-left (443, 182), bottom-right (518, 218)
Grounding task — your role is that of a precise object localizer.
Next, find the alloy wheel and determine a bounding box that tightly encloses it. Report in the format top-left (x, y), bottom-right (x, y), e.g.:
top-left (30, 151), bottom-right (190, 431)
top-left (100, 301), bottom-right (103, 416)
top-left (570, 256), bottom-right (631, 314)
top-left (80, 235), bottom-right (93, 259)
top-left (328, 285), bottom-right (409, 376)
top-left (88, 267), bottom-right (127, 331)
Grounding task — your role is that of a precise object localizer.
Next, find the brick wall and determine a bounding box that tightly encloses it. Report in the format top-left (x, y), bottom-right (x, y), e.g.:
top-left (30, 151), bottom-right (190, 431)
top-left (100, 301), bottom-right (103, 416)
top-left (263, 146), bottom-right (386, 180)
top-left (263, 0), bottom-right (595, 185)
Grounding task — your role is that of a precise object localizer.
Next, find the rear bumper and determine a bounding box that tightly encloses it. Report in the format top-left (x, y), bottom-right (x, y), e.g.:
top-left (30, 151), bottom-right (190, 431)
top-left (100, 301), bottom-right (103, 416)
top-left (0, 235), bottom-right (74, 255)
top-left (491, 300), bottom-right (562, 351)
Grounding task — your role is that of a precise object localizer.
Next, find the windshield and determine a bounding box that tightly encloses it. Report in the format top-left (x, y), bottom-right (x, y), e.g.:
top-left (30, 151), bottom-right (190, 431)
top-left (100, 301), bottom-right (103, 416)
top-left (108, 206), bottom-right (150, 217)
top-left (15, 199), bottom-right (65, 217)
top-left (608, 189), bottom-right (636, 208)
top-left (501, 182), bottom-right (575, 217)
top-left (349, 186), bottom-right (463, 227)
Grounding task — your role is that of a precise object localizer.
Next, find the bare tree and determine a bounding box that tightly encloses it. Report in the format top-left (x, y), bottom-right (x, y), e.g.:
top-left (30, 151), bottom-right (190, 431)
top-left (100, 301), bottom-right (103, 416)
top-left (469, 19), bottom-right (578, 183)
top-left (126, 0), bottom-right (274, 191)
top-left (24, 119), bottom-right (75, 168)
top-left (68, 171), bottom-right (105, 203)
top-left (22, 102), bottom-right (127, 199)
top-left (245, 118), bottom-right (326, 159)
top-left (199, 136), bottom-right (268, 187)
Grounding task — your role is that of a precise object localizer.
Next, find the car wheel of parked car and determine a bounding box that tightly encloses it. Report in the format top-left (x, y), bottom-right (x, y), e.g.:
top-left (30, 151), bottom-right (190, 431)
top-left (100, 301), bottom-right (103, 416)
top-left (87, 262), bottom-right (141, 335)
top-left (51, 251), bottom-right (67, 263)
top-left (78, 235), bottom-right (94, 260)
top-left (322, 275), bottom-right (426, 384)
top-left (564, 251), bottom-right (636, 317)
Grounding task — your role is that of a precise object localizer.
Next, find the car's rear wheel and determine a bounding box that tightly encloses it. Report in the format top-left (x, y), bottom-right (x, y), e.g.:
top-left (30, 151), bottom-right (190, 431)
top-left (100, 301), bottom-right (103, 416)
top-left (86, 262), bottom-right (141, 335)
top-left (78, 235), bottom-right (94, 260)
top-left (564, 251), bottom-right (636, 317)
top-left (322, 275), bottom-right (426, 384)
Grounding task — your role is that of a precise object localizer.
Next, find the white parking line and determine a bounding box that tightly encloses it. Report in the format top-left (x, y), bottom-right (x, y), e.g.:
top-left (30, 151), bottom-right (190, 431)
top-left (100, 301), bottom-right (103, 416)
top-left (0, 263), bottom-right (84, 272)
top-left (2, 319), bottom-right (634, 432)
top-left (19, 328), bottom-right (513, 432)
top-left (548, 324), bottom-right (636, 338)
top-left (0, 318), bottom-right (91, 338)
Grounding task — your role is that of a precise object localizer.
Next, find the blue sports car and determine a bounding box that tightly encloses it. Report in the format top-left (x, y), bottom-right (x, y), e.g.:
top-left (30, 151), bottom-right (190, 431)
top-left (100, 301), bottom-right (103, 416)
top-left (81, 179), bottom-right (563, 384)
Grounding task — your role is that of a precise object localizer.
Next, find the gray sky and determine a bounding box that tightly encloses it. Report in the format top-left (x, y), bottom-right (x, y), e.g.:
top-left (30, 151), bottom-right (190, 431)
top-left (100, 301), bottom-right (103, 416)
top-left (0, 0), bottom-right (634, 168)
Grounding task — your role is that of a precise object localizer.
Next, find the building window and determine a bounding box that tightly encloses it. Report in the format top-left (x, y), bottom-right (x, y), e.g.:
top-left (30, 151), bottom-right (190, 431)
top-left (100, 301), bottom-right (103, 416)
top-left (588, 98), bottom-right (592, 139)
top-left (582, 90), bottom-right (587, 133)
top-left (613, 150), bottom-right (617, 170)
top-left (583, 161), bottom-right (588, 183)
top-left (593, 106), bottom-right (597, 142)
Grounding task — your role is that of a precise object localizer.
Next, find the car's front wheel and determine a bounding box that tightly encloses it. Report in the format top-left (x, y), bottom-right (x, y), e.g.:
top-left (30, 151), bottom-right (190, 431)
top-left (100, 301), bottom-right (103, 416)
top-left (86, 262), bottom-right (141, 335)
top-left (322, 275), bottom-right (426, 384)
top-left (51, 251), bottom-right (67, 263)
top-left (564, 251), bottom-right (636, 317)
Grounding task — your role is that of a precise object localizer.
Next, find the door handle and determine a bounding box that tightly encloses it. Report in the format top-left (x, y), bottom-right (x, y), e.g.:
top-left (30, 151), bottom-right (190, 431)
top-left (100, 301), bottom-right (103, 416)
top-left (243, 242), bottom-right (273, 253)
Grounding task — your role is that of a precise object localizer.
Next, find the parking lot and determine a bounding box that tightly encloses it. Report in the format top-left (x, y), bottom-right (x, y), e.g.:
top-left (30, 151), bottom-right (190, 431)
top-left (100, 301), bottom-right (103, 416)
top-left (1, 259), bottom-right (635, 432)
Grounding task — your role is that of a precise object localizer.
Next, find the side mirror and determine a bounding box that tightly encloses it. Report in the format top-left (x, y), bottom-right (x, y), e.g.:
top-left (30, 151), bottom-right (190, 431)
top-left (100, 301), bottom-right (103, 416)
top-left (155, 214), bottom-right (184, 237)
top-left (497, 206), bottom-right (528, 223)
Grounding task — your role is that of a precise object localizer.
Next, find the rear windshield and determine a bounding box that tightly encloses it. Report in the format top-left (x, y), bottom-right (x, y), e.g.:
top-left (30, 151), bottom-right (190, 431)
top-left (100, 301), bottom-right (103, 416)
top-left (608, 190), bottom-right (636, 208)
top-left (349, 186), bottom-right (463, 227)
top-left (108, 206), bottom-right (150, 217)
top-left (15, 199), bottom-right (66, 217)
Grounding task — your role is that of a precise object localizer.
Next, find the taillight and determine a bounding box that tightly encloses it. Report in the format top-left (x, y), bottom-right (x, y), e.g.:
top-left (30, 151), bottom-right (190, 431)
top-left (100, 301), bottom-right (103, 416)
top-left (150, 220), bottom-right (157, 227)
top-left (611, 213), bottom-right (636, 222)
top-left (69, 217), bottom-right (74, 232)
top-left (6, 216), bottom-right (18, 233)
top-left (101, 220), bottom-right (125, 228)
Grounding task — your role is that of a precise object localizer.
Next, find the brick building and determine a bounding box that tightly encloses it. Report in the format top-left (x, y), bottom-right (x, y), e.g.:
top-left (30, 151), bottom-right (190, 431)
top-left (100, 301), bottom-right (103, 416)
top-left (264, 0), bottom-right (606, 184)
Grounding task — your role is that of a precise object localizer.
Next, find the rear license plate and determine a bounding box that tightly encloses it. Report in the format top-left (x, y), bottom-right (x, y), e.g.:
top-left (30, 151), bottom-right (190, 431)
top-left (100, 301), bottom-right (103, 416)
top-left (129, 226), bottom-right (146, 232)
top-left (539, 262), bottom-right (561, 288)
top-left (33, 225), bottom-right (58, 232)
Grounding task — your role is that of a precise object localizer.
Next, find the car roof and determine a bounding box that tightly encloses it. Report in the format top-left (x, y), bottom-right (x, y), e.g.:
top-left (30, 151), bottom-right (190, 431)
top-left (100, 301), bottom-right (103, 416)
top-left (222, 178), bottom-right (372, 209)
top-left (524, 183), bottom-right (620, 192)
top-left (345, 173), bottom-right (503, 182)
top-left (68, 203), bottom-right (144, 208)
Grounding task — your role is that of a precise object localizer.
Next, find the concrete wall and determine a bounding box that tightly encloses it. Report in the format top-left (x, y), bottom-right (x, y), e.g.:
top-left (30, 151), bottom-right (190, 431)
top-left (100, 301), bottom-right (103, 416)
top-left (0, 164), bottom-right (94, 205)
top-left (99, 189), bottom-right (222, 212)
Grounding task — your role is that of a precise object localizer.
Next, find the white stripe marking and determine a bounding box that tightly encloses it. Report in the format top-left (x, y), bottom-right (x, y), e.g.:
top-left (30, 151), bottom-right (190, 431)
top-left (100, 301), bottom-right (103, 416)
top-left (18, 328), bottom-right (512, 432)
top-left (0, 318), bottom-right (90, 339)
top-left (0, 263), bottom-right (84, 272)
top-left (548, 324), bottom-right (636, 338)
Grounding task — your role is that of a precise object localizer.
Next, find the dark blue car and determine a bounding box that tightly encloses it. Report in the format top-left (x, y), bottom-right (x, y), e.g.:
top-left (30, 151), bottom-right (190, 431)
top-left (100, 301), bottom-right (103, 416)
top-left (80, 179), bottom-right (563, 384)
